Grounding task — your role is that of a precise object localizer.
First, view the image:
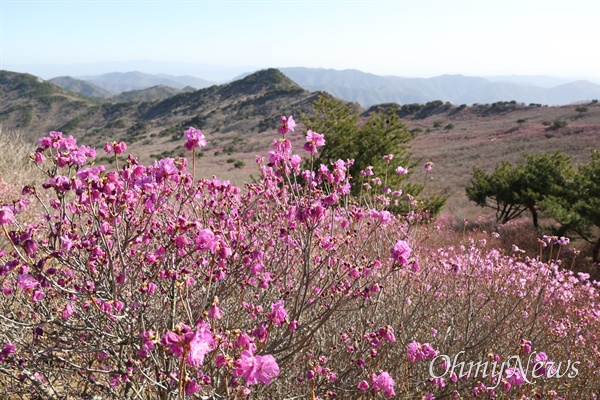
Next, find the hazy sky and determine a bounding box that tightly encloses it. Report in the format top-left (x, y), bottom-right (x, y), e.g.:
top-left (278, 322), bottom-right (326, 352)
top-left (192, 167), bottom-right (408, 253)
top-left (2, 0), bottom-right (599, 80)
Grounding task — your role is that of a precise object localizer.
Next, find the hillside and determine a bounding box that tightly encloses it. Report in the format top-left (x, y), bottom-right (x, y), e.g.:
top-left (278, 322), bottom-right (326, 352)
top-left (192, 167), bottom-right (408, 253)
top-left (279, 67), bottom-right (600, 107)
top-left (77, 71), bottom-right (213, 93)
top-left (48, 76), bottom-right (113, 98)
top-left (0, 69), bottom-right (320, 181)
top-left (109, 85), bottom-right (193, 103)
top-left (383, 100), bottom-right (600, 217)
top-left (0, 70), bottom-right (100, 134)
top-left (51, 67), bottom-right (599, 108)
top-left (2, 69), bottom-right (598, 212)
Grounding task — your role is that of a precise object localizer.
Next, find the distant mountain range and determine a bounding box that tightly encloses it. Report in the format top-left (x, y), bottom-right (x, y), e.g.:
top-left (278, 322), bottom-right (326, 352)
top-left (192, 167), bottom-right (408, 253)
top-left (278, 68), bottom-right (600, 107)
top-left (49, 71), bottom-right (212, 95)
top-left (42, 68), bottom-right (599, 107)
top-left (2, 67), bottom-right (598, 192)
top-left (0, 68), bottom-right (319, 161)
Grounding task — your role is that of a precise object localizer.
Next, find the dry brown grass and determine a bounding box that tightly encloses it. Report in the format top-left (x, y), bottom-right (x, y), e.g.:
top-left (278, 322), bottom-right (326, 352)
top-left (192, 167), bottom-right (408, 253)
top-left (0, 126), bottom-right (38, 184)
top-left (407, 102), bottom-right (600, 217)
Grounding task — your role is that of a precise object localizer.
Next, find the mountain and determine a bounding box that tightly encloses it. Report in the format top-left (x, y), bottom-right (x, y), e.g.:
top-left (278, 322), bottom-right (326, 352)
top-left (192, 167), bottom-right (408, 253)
top-left (484, 75), bottom-right (575, 88)
top-left (2, 68), bottom-right (598, 208)
top-left (548, 81), bottom-right (600, 105)
top-left (48, 75), bottom-right (197, 103)
top-left (76, 71), bottom-right (213, 93)
top-left (0, 70), bottom-right (99, 135)
top-left (4, 61), bottom-right (254, 82)
top-left (46, 67), bottom-right (599, 108)
top-left (110, 85), bottom-right (193, 103)
top-left (0, 69), bottom-right (320, 176)
top-left (48, 76), bottom-right (113, 98)
top-left (278, 67), bottom-right (599, 107)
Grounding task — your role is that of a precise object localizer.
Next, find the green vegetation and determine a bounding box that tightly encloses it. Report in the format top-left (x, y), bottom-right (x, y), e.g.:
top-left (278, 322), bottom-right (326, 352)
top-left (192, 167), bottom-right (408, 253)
top-left (540, 150), bottom-right (600, 261)
top-left (302, 95), bottom-right (447, 216)
top-left (575, 106), bottom-right (588, 118)
top-left (466, 151), bottom-right (600, 261)
top-left (549, 120), bottom-right (568, 130)
top-left (233, 160), bottom-right (245, 169)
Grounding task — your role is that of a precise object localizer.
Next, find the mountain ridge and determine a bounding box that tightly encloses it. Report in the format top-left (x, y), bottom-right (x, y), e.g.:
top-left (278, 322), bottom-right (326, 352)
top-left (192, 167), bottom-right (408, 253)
top-left (1, 68), bottom-right (598, 204)
top-left (34, 67), bottom-right (600, 107)
top-left (76, 71), bottom-right (213, 93)
top-left (278, 68), bottom-right (599, 107)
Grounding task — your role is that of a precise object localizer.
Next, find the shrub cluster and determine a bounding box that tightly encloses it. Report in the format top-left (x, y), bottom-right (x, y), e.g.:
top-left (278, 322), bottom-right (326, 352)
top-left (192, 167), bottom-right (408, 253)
top-left (0, 118), bottom-right (599, 399)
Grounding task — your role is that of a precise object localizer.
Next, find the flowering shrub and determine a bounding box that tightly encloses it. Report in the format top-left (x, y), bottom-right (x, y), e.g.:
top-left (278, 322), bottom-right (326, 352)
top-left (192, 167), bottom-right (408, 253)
top-left (1, 119), bottom-right (599, 399)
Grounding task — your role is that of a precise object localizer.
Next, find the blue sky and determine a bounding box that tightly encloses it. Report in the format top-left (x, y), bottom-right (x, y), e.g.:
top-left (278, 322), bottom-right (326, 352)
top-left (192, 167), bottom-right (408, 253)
top-left (2, 0), bottom-right (599, 81)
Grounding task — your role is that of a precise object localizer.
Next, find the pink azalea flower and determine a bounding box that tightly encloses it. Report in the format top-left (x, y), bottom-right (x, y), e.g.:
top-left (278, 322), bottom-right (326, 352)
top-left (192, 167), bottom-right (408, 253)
top-left (371, 371), bottom-right (395, 398)
top-left (424, 161), bottom-right (434, 171)
top-left (304, 130), bottom-right (325, 153)
top-left (290, 154), bottom-right (302, 169)
top-left (396, 166), bottom-right (409, 175)
top-left (378, 326), bottom-right (396, 343)
top-left (32, 289), bottom-right (45, 302)
top-left (391, 240), bottom-right (411, 266)
top-left (0, 206), bottom-right (15, 226)
top-left (268, 300), bottom-right (287, 326)
top-left (185, 379), bottom-right (201, 395)
top-left (33, 151), bottom-right (46, 164)
top-left (235, 332), bottom-right (257, 353)
top-left (184, 127), bottom-right (207, 150)
top-left (2, 343), bottom-right (15, 357)
top-left (278, 115), bottom-right (296, 135)
top-left (186, 321), bottom-right (216, 367)
top-left (407, 341), bottom-right (437, 362)
top-left (114, 141), bottom-right (127, 154)
top-left (505, 367), bottom-right (525, 386)
top-left (62, 302), bottom-right (74, 321)
top-left (195, 228), bottom-right (217, 252)
top-left (358, 380), bottom-right (369, 391)
top-left (234, 350), bottom-right (280, 386)
top-left (17, 274), bottom-right (38, 290)
top-left (533, 352), bottom-right (551, 376)
top-left (103, 142), bottom-right (114, 153)
top-left (208, 303), bottom-right (223, 320)
top-left (520, 339), bottom-right (532, 354)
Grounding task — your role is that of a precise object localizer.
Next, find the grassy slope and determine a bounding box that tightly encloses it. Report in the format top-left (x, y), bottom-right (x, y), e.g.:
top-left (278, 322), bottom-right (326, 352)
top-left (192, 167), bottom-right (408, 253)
top-left (2, 70), bottom-right (598, 218)
top-left (405, 102), bottom-right (600, 220)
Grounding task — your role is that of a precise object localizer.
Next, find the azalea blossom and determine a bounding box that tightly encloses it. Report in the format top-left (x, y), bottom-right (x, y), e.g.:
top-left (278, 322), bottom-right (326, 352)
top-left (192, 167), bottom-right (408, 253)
top-left (407, 341), bottom-right (437, 362)
top-left (187, 321), bottom-right (216, 366)
top-left (371, 371), bottom-right (395, 398)
top-left (184, 126), bottom-right (207, 150)
top-left (304, 130), bottom-right (325, 153)
top-left (378, 325), bottom-right (396, 342)
top-left (267, 300), bottom-right (287, 326)
top-left (278, 115), bottom-right (296, 135)
top-left (505, 367), bottom-right (525, 386)
top-left (0, 206), bottom-right (15, 226)
top-left (17, 274), bottom-right (39, 290)
top-left (391, 240), bottom-right (411, 266)
top-left (234, 350), bottom-right (280, 386)
top-left (104, 141), bottom-right (127, 154)
top-left (161, 322), bottom-right (216, 367)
